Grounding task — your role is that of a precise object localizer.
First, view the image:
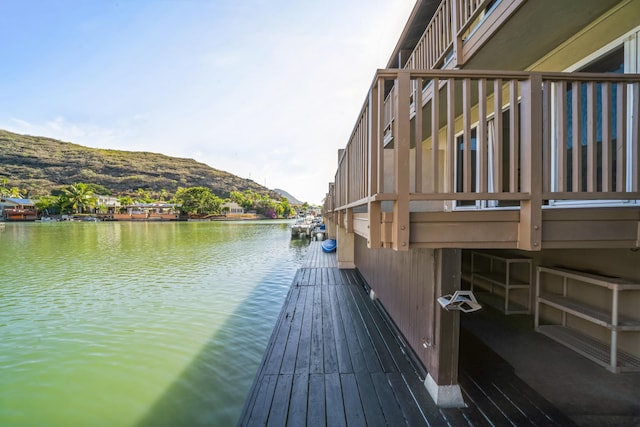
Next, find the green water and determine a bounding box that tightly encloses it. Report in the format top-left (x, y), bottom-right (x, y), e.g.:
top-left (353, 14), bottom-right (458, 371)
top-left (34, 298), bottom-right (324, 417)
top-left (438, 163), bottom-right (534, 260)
top-left (0, 220), bottom-right (308, 427)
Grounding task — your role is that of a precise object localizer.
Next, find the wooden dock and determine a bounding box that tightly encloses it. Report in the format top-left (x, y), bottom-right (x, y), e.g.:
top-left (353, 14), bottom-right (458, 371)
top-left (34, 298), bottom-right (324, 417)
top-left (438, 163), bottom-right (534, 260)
top-left (238, 242), bottom-right (576, 426)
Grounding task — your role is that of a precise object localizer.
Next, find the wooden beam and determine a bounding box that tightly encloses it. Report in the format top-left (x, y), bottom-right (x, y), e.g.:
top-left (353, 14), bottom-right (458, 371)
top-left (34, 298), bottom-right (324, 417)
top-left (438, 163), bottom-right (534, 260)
top-left (367, 201), bottom-right (381, 249)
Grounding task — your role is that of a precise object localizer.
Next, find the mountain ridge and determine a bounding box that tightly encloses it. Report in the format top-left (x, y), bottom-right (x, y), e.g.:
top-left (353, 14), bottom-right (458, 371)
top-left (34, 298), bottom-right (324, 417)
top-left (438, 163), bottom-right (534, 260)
top-left (0, 129), bottom-right (283, 200)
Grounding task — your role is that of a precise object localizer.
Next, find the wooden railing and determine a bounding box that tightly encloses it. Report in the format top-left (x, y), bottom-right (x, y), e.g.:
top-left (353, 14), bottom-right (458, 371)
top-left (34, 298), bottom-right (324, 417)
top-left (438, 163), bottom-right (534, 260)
top-left (327, 69), bottom-right (640, 250)
top-left (404, 0), bottom-right (496, 69)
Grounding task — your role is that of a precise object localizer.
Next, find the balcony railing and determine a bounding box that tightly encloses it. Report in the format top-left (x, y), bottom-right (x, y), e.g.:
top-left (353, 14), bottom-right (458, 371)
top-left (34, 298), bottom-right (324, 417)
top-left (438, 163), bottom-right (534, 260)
top-left (328, 69), bottom-right (640, 250)
top-left (404, 0), bottom-right (498, 69)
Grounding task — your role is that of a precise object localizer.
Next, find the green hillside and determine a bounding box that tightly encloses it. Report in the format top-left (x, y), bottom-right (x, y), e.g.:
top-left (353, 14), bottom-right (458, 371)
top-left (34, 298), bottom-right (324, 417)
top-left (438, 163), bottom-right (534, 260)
top-left (0, 129), bottom-right (277, 199)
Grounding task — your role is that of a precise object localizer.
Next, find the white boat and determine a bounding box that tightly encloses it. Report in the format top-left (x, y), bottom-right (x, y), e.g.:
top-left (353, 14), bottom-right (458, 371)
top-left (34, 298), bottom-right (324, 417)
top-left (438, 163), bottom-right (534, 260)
top-left (290, 215), bottom-right (315, 238)
top-left (37, 217), bottom-right (58, 223)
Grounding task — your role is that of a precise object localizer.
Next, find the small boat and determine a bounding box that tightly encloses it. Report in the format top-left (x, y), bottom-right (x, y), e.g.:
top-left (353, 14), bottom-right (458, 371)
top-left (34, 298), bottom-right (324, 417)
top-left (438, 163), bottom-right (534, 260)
top-left (37, 217), bottom-right (58, 222)
top-left (321, 239), bottom-right (337, 253)
top-left (291, 215), bottom-right (314, 238)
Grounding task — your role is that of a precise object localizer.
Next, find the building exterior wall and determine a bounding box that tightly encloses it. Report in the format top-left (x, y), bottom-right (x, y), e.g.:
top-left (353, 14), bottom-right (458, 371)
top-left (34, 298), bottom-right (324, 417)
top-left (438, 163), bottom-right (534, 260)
top-left (327, 0), bottom-right (640, 394)
top-left (354, 235), bottom-right (463, 381)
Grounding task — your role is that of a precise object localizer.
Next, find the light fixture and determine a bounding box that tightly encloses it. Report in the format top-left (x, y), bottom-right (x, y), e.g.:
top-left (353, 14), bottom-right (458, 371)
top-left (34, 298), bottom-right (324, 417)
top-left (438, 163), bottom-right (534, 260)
top-left (437, 290), bottom-right (482, 313)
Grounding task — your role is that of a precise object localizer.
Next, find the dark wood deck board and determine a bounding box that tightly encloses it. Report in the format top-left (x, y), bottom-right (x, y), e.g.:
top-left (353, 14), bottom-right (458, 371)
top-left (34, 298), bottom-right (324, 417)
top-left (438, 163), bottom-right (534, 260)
top-left (321, 282), bottom-right (339, 374)
top-left (340, 373), bottom-right (367, 427)
top-left (239, 242), bottom-right (574, 427)
top-left (345, 276), bottom-right (399, 373)
top-left (309, 283), bottom-right (324, 374)
top-left (244, 374), bottom-right (277, 426)
top-left (294, 285), bottom-right (314, 375)
top-left (354, 372), bottom-right (387, 427)
top-left (286, 373), bottom-right (308, 426)
top-left (336, 283), bottom-right (383, 373)
top-left (280, 286), bottom-right (306, 375)
top-left (307, 373), bottom-right (325, 426)
top-left (370, 372), bottom-right (405, 425)
top-left (387, 373), bottom-right (429, 426)
top-left (328, 284), bottom-right (354, 374)
top-left (266, 374), bottom-right (293, 427)
top-left (325, 372), bottom-right (346, 427)
top-left (334, 281), bottom-right (369, 373)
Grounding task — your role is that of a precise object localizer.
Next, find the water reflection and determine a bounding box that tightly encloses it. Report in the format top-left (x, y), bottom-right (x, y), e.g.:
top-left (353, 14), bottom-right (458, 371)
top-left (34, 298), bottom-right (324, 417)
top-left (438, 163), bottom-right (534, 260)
top-left (0, 221), bottom-right (308, 426)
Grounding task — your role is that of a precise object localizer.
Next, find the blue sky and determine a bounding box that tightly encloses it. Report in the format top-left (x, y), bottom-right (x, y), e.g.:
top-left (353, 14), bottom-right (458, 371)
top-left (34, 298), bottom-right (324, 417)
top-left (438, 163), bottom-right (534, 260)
top-left (0, 0), bottom-right (415, 204)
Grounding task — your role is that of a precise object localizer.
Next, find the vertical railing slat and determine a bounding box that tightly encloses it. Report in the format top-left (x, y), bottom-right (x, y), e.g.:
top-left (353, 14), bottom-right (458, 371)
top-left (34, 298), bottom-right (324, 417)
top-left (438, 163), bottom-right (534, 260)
top-left (415, 77), bottom-right (424, 193)
top-left (616, 82), bottom-right (627, 192)
top-left (542, 80), bottom-right (552, 193)
top-left (368, 78), bottom-right (381, 248)
top-left (431, 78), bottom-right (441, 193)
top-left (586, 81), bottom-right (597, 192)
top-left (601, 82), bottom-right (612, 192)
top-left (378, 77), bottom-right (386, 193)
top-left (632, 82), bottom-right (639, 191)
top-left (463, 78), bottom-right (472, 193)
top-left (572, 81), bottom-right (582, 192)
top-left (494, 79), bottom-right (503, 192)
top-left (478, 78), bottom-right (488, 193)
top-left (509, 79), bottom-right (519, 192)
top-left (556, 81), bottom-right (567, 192)
top-left (446, 78), bottom-right (456, 193)
top-left (369, 82), bottom-right (379, 196)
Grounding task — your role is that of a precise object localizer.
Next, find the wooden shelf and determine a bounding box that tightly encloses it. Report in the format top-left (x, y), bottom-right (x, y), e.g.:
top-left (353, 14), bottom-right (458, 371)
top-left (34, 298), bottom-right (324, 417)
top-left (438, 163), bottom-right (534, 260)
top-left (539, 293), bottom-right (640, 331)
top-left (470, 252), bottom-right (532, 315)
top-left (535, 266), bottom-right (640, 373)
top-left (474, 271), bottom-right (530, 288)
top-left (537, 325), bottom-right (640, 373)
top-left (476, 291), bottom-right (529, 315)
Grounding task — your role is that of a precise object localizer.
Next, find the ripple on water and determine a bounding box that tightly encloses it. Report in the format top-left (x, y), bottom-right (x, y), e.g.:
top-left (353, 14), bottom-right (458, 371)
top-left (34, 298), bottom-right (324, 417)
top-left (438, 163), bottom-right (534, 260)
top-left (0, 221), bottom-right (308, 427)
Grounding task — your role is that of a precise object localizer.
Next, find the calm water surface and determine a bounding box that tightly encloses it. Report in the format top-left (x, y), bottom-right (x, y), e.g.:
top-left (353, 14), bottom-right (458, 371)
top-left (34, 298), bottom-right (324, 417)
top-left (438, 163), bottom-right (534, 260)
top-left (0, 220), bottom-right (308, 426)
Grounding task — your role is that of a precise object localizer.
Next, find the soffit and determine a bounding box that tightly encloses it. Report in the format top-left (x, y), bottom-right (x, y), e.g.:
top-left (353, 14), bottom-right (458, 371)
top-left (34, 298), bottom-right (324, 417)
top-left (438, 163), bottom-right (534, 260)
top-left (386, 0), bottom-right (442, 69)
top-left (463, 0), bottom-right (624, 70)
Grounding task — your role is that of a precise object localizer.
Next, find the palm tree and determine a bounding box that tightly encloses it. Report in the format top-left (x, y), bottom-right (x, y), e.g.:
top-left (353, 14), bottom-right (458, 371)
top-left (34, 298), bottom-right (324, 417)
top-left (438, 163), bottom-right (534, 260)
top-left (62, 183), bottom-right (97, 213)
top-left (0, 178), bottom-right (8, 197)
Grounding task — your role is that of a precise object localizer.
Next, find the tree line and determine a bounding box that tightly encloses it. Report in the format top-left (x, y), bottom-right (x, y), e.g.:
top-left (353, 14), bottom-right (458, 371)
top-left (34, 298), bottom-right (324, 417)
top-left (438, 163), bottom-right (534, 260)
top-left (1, 179), bottom-right (302, 218)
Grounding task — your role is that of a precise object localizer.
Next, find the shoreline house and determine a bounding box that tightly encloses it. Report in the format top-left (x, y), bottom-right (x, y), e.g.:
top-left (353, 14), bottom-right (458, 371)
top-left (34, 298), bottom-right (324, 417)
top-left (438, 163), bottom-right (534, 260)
top-left (95, 195), bottom-right (121, 216)
top-left (113, 203), bottom-right (179, 221)
top-left (323, 0), bottom-right (639, 409)
top-left (222, 201), bottom-right (255, 219)
top-left (0, 197), bottom-right (38, 221)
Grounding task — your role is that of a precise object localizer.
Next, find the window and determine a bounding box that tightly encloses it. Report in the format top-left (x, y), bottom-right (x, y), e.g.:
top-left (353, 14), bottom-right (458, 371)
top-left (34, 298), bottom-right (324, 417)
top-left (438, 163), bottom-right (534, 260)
top-left (455, 127), bottom-right (478, 207)
top-left (564, 46), bottom-right (624, 192)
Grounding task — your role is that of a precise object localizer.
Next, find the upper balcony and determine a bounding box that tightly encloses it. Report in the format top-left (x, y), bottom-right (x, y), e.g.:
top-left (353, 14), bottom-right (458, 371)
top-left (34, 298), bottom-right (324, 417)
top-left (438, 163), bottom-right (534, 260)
top-left (389, 0), bottom-right (623, 71)
top-left (324, 69), bottom-right (640, 251)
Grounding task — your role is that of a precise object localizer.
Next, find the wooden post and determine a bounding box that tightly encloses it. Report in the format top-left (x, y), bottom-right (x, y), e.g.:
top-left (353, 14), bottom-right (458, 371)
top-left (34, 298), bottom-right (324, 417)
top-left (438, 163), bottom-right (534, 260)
top-left (518, 74), bottom-right (543, 251)
top-left (337, 209), bottom-right (355, 269)
top-left (450, 0), bottom-right (463, 66)
top-left (393, 71), bottom-right (411, 251)
top-left (368, 76), bottom-right (382, 248)
top-left (424, 248), bottom-right (465, 407)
